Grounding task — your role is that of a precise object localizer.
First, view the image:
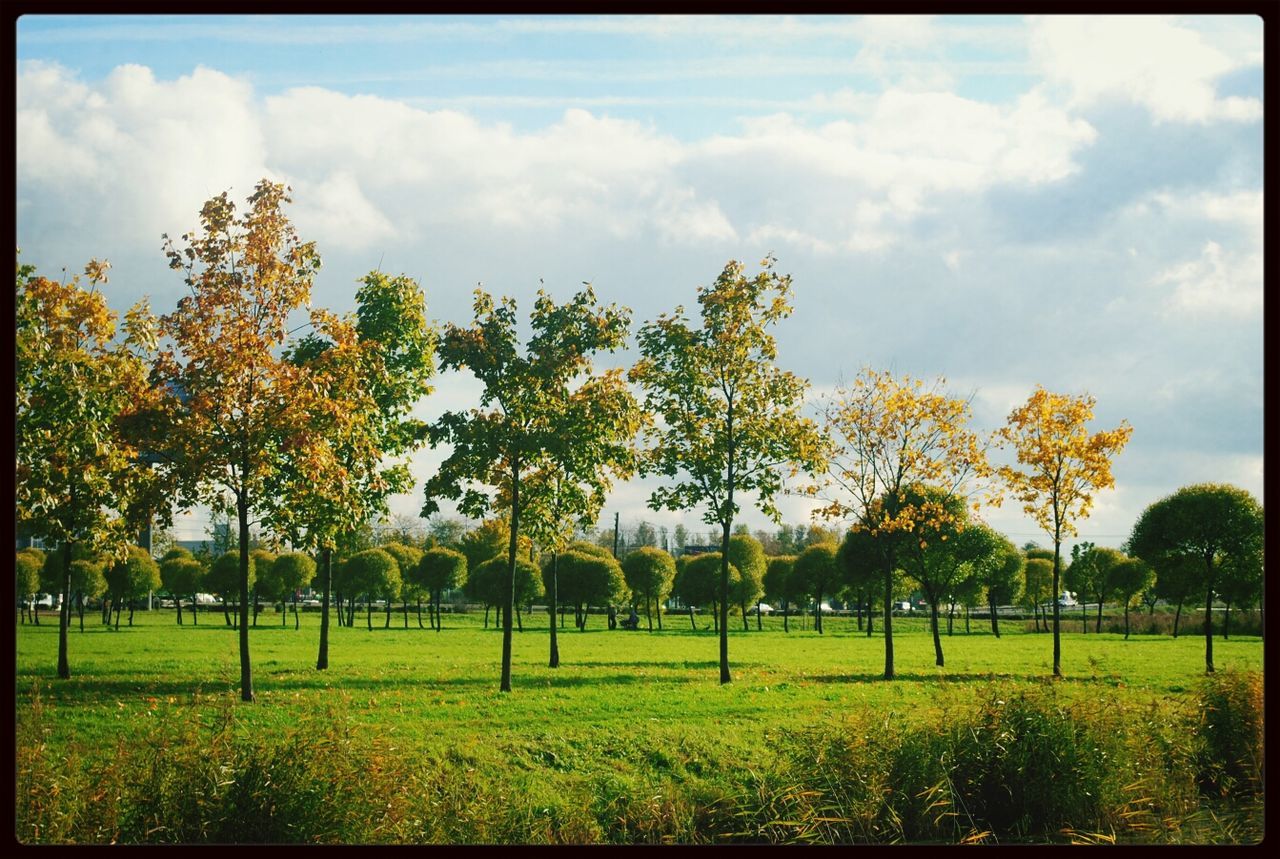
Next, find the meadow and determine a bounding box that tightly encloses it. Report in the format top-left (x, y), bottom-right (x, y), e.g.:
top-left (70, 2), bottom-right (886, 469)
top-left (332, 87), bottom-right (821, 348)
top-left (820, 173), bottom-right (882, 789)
top-left (15, 608), bottom-right (1264, 845)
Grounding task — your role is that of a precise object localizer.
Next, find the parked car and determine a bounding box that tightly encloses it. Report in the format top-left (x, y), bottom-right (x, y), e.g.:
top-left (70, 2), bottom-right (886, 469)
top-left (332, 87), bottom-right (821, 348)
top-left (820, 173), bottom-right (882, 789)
top-left (1057, 591), bottom-right (1078, 607)
top-left (746, 603), bottom-right (774, 615)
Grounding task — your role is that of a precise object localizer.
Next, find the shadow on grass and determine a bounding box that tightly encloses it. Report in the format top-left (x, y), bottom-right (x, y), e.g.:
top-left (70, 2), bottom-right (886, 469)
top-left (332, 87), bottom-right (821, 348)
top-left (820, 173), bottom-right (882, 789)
top-left (802, 671), bottom-right (1122, 686)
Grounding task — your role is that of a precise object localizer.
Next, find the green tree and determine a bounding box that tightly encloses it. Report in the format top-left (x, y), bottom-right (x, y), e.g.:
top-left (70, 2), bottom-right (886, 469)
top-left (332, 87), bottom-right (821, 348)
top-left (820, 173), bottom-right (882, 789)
top-left (1129, 484), bottom-right (1263, 672)
top-left (1023, 555), bottom-right (1053, 633)
top-left (16, 549), bottom-right (44, 625)
top-left (996, 386), bottom-right (1133, 678)
top-left (423, 285), bottom-right (631, 692)
top-left (342, 548), bottom-right (400, 631)
top-left (622, 547), bottom-right (677, 631)
top-left (631, 256), bottom-right (825, 684)
top-left (727, 534), bottom-right (767, 631)
top-left (470, 556), bottom-right (544, 630)
top-left (553, 550), bottom-right (626, 630)
top-left (674, 552), bottom-right (740, 633)
top-left (964, 526), bottom-right (1021, 638)
top-left (836, 527), bottom-right (884, 637)
top-left (17, 256), bottom-right (157, 678)
top-left (762, 555), bottom-right (797, 632)
top-left (269, 553), bottom-right (316, 630)
top-left (1216, 542), bottom-right (1262, 640)
top-left (159, 547), bottom-right (203, 625)
top-left (1109, 557), bottom-right (1155, 640)
top-left (793, 542), bottom-right (840, 634)
top-left (413, 547), bottom-right (467, 630)
top-left (380, 543), bottom-right (424, 629)
top-left (269, 270), bottom-right (434, 671)
top-left (103, 546), bottom-right (160, 629)
top-left (206, 551), bottom-right (255, 628)
top-left (1068, 544), bottom-right (1124, 634)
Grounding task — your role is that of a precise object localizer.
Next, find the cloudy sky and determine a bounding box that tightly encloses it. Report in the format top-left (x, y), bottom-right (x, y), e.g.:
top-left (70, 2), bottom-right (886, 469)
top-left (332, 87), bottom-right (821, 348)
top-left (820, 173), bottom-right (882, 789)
top-left (16, 14), bottom-right (1264, 553)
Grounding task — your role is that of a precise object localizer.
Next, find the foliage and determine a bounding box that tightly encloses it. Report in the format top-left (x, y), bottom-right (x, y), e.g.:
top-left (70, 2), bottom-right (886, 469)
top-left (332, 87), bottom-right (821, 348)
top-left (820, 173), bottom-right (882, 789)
top-left (422, 284), bottom-right (632, 691)
top-left (270, 553), bottom-right (317, 601)
top-left (17, 551), bottom-right (45, 600)
top-left (631, 257), bottom-right (824, 682)
top-left (16, 254), bottom-right (158, 677)
top-left (1128, 484), bottom-right (1263, 673)
top-left (344, 548), bottom-right (402, 603)
top-left (996, 386), bottom-right (1132, 677)
top-left (206, 552), bottom-right (255, 601)
top-left (761, 556), bottom-right (796, 609)
top-left (104, 546), bottom-right (161, 604)
top-left (415, 547), bottom-right (468, 595)
top-left (622, 547), bottom-right (677, 628)
top-left (792, 542), bottom-right (840, 632)
top-left (675, 553), bottom-right (740, 611)
top-left (380, 543), bottom-right (425, 600)
top-left (160, 555), bottom-right (205, 600)
top-left (469, 556), bottom-right (545, 610)
top-left (810, 369), bottom-right (991, 678)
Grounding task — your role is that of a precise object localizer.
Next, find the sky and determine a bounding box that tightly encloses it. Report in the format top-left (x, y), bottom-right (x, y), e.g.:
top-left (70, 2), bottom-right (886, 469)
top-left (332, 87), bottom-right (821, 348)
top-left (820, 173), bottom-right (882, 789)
top-left (15, 14), bottom-right (1265, 554)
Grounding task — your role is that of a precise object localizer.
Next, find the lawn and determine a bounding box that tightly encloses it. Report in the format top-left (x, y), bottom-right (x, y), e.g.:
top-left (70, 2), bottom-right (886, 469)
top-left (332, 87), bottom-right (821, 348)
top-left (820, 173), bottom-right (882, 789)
top-left (14, 608), bottom-right (1264, 844)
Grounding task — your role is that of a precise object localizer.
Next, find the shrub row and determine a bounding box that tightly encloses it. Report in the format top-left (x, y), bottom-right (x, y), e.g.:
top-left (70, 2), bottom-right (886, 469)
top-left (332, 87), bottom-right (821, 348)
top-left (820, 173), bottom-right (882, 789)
top-left (16, 672), bottom-right (1262, 844)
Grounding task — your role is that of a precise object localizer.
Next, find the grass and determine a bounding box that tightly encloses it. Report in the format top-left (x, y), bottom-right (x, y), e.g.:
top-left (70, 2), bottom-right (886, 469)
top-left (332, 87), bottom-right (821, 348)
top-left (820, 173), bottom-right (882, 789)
top-left (14, 608), bottom-right (1265, 844)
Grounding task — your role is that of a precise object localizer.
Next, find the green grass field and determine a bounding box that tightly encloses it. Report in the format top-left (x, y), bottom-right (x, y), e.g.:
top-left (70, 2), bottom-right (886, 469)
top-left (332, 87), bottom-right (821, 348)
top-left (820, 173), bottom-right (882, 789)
top-left (15, 608), bottom-right (1264, 845)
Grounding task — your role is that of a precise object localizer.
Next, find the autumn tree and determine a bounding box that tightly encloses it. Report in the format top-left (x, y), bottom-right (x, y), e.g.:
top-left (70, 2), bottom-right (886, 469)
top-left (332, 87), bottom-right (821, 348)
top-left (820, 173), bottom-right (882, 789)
top-left (622, 547), bottom-right (677, 631)
top-left (1128, 483), bottom-right (1263, 673)
top-left (269, 270), bottom-right (435, 671)
top-left (811, 369), bottom-right (990, 679)
top-left (145, 181), bottom-right (335, 701)
top-left (413, 547), bottom-right (467, 630)
top-left (17, 256), bottom-right (157, 678)
top-left (996, 386), bottom-right (1132, 677)
top-left (423, 286), bottom-right (631, 692)
top-left (631, 257), bottom-right (825, 684)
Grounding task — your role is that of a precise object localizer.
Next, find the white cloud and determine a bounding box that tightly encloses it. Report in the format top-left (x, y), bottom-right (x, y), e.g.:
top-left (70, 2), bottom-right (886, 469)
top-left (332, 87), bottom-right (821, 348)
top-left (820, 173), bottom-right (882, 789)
top-left (1153, 240), bottom-right (1262, 318)
top-left (1028, 15), bottom-right (1262, 123)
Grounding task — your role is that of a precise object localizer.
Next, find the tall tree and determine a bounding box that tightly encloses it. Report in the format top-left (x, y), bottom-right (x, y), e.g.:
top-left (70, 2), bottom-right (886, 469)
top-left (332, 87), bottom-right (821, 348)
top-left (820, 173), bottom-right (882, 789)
top-left (631, 257), bottom-right (825, 684)
top-left (422, 285), bottom-right (631, 692)
top-left (17, 256), bottom-right (157, 678)
top-left (413, 547), bottom-right (467, 630)
top-left (1109, 557), bottom-right (1154, 640)
top-left (1128, 483), bottom-right (1263, 673)
top-left (793, 542), bottom-right (840, 634)
top-left (810, 369), bottom-right (990, 679)
top-left (147, 181), bottom-right (331, 701)
top-left (269, 270), bottom-right (435, 671)
top-left (996, 386), bottom-right (1132, 678)
top-left (762, 555), bottom-right (797, 633)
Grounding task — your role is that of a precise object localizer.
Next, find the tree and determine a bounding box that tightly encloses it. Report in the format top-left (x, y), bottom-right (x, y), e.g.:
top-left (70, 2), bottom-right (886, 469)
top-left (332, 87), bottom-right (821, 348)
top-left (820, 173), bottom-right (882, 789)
top-left (267, 270), bottom-right (434, 672)
top-left (470, 556), bottom-right (544, 630)
top-left (551, 550), bottom-right (626, 630)
top-left (674, 552), bottom-right (740, 633)
top-left (413, 547), bottom-right (467, 630)
top-left (810, 369), bottom-right (990, 680)
top-left (631, 257), bottom-right (825, 684)
top-left (159, 547), bottom-right (204, 625)
top-left (1216, 542), bottom-right (1262, 640)
top-left (1109, 558), bottom-right (1154, 640)
top-left (16, 549), bottom-right (44, 625)
top-left (836, 527), bottom-right (884, 637)
top-left (1066, 544), bottom-right (1124, 634)
top-left (41, 546), bottom-right (109, 632)
top-left (147, 181), bottom-right (334, 701)
top-left (342, 548), bottom-right (400, 631)
top-left (423, 285), bottom-right (631, 692)
top-left (762, 555), bottom-right (797, 633)
top-left (17, 256), bottom-right (157, 678)
top-left (793, 543), bottom-right (840, 634)
top-left (1128, 484), bottom-right (1263, 672)
top-left (622, 547), bottom-right (676, 631)
top-left (727, 534), bottom-right (767, 630)
top-left (205, 551), bottom-right (254, 627)
top-left (269, 553), bottom-right (316, 630)
top-left (380, 543), bottom-right (424, 629)
top-left (996, 386), bottom-right (1132, 678)
top-left (964, 527), bottom-right (1021, 638)
top-left (103, 546), bottom-right (160, 628)
top-left (1023, 556), bottom-right (1053, 633)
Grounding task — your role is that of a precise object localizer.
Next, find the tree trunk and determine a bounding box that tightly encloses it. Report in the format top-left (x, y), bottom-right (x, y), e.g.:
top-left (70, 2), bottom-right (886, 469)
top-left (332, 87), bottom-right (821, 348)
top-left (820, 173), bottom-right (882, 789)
top-left (417, 597), bottom-right (424, 630)
top-left (176, 595), bottom-right (183, 626)
top-left (403, 600), bottom-right (410, 629)
top-left (1223, 599), bottom-right (1231, 640)
top-left (990, 596), bottom-right (1000, 638)
top-left (223, 599), bottom-right (231, 627)
top-left (946, 600), bottom-right (955, 636)
top-left (1051, 534), bottom-right (1062, 678)
top-left (741, 602), bottom-right (749, 632)
top-left (500, 466), bottom-right (520, 693)
top-left (294, 594), bottom-right (300, 631)
top-left (128, 599), bottom-right (135, 627)
top-left (1124, 599), bottom-right (1131, 640)
top-left (1096, 598), bottom-right (1103, 634)
top-left (688, 605), bottom-right (697, 630)
top-left (1081, 600), bottom-right (1087, 634)
top-left (515, 602), bottom-right (523, 632)
top-left (719, 517), bottom-right (732, 685)
top-left (756, 602), bottom-right (762, 631)
top-left (384, 598), bottom-right (391, 629)
top-left (866, 595), bottom-right (874, 637)
top-left (318, 548), bottom-right (333, 670)
top-left (883, 554), bottom-right (895, 680)
top-left (964, 606), bottom-right (970, 635)
top-left (783, 598), bottom-right (789, 633)
top-left (1173, 598), bottom-right (1182, 638)
top-left (237, 493), bottom-right (254, 702)
top-left (549, 552), bottom-right (560, 668)
top-left (1203, 567), bottom-right (1215, 674)
top-left (484, 605), bottom-right (489, 629)
top-left (78, 592), bottom-right (85, 633)
top-left (930, 599), bottom-right (944, 667)
top-left (57, 541), bottom-right (72, 678)
top-left (191, 593), bottom-right (199, 626)
top-left (367, 597), bottom-right (373, 631)
top-left (656, 592), bottom-right (663, 630)
top-left (282, 599), bottom-right (288, 627)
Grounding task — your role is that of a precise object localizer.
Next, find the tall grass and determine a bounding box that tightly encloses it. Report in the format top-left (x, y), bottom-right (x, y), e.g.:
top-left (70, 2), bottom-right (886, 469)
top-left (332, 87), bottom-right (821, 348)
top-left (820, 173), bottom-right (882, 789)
top-left (16, 671), bottom-right (1263, 844)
